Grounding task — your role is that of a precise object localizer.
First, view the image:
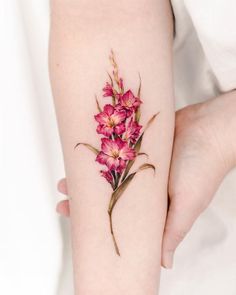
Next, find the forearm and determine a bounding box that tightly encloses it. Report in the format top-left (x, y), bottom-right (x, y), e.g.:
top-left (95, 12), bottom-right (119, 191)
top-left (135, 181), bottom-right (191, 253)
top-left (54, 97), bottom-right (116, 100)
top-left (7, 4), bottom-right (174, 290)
top-left (49, 0), bottom-right (174, 294)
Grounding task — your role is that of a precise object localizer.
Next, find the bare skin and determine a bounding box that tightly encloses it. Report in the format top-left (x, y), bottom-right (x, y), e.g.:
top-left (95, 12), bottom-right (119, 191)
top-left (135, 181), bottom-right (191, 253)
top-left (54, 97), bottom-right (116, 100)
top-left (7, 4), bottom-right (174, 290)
top-left (56, 90), bottom-right (236, 268)
top-left (50, 0), bottom-right (174, 293)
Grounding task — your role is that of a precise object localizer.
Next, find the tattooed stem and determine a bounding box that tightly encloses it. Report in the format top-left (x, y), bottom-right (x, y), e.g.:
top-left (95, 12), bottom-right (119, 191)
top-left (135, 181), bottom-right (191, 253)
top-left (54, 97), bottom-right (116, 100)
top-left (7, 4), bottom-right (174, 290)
top-left (108, 210), bottom-right (120, 256)
top-left (112, 95), bottom-right (116, 106)
top-left (111, 171), bottom-right (118, 190)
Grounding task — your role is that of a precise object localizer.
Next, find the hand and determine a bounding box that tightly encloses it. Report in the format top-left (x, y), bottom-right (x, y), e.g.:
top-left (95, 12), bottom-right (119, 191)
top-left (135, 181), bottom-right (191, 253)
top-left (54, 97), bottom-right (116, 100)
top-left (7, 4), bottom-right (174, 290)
top-left (56, 92), bottom-right (236, 268)
top-left (162, 92), bottom-right (236, 268)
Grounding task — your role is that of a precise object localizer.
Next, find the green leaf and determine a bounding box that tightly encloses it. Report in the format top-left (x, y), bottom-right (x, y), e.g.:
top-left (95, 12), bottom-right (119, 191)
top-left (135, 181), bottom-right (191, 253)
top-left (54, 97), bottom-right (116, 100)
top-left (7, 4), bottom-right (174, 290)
top-left (108, 162), bottom-right (156, 256)
top-left (107, 72), bottom-right (117, 105)
top-left (137, 152), bottom-right (149, 158)
top-left (143, 112), bottom-right (160, 133)
top-left (137, 73), bottom-right (142, 98)
top-left (108, 163), bottom-right (156, 214)
top-left (107, 72), bottom-right (114, 87)
top-left (95, 96), bottom-right (102, 112)
top-left (135, 74), bottom-right (142, 122)
top-left (74, 143), bottom-right (99, 155)
top-left (136, 163), bottom-right (156, 173)
top-left (121, 112), bottom-right (159, 182)
top-left (135, 108), bottom-right (141, 123)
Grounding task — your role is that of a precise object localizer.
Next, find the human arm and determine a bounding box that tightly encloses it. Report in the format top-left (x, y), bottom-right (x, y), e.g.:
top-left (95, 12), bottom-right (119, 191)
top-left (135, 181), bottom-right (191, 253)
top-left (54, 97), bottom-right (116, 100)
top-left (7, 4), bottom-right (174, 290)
top-left (49, 0), bottom-right (175, 293)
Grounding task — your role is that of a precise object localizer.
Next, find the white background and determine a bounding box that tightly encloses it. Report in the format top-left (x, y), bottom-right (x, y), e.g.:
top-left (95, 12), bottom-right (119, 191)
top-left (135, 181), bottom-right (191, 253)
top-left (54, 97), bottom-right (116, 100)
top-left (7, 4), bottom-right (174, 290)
top-left (1, 1), bottom-right (73, 294)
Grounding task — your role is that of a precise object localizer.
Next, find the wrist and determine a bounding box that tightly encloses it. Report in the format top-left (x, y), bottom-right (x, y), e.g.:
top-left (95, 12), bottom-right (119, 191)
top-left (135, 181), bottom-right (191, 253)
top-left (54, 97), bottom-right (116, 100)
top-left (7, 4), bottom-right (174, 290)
top-left (199, 91), bottom-right (236, 169)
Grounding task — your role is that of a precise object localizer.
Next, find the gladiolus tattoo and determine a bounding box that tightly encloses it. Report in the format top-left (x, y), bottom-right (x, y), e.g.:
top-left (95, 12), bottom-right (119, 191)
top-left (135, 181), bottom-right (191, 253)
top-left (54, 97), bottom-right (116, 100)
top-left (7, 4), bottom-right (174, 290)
top-left (75, 51), bottom-right (159, 256)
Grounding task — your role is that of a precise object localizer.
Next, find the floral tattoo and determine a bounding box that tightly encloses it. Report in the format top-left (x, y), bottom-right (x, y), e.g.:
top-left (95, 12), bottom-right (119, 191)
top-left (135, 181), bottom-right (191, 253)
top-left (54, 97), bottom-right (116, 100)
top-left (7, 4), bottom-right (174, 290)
top-left (75, 51), bottom-right (159, 256)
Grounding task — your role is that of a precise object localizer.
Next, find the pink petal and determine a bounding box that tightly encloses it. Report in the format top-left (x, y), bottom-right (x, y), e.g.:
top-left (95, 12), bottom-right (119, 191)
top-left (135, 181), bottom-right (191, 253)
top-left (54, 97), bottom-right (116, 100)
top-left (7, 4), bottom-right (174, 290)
top-left (125, 118), bottom-right (142, 142)
top-left (134, 99), bottom-right (142, 108)
top-left (122, 90), bottom-right (135, 101)
top-left (96, 152), bottom-right (109, 165)
top-left (104, 104), bottom-right (114, 116)
top-left (112, 110), bottom-right (126, 123)
top-left (114, 123), bottom-right (126, 135)
top-left (94, 112), bottom-right (108, 125)
top-left (101, 138), bottom-right (118, 156)
top-left (106, 156), bottom-right (120, 170)
top-left (114, 137), bottom-right (126, 149)
top-left (96, 125), bottom-right (113, 137)
top-left (115, 104), bottom-right (133, 117)
top-left (126, 109), bottom-right (133, 117)
top-left (119, 145), bottom-right (136, 160)
top-left (100, 170), bottom-right (113, 184)
top-left (119, 90), bottom-right (142, 112)
top-left (103, 83), bottom-right (114, 97)
top-left (117, 159), bottom-right (126, 173)
top-left (120, 90), bottom-right (135, 106)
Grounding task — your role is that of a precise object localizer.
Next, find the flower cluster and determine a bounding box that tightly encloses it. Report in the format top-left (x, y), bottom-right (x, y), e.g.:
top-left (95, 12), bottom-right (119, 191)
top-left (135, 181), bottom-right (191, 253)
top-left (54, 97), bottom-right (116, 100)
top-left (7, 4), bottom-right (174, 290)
top-left (94, 53), bottom-right (143, 189)
top-left (75, 50), bottom-right (158, 256)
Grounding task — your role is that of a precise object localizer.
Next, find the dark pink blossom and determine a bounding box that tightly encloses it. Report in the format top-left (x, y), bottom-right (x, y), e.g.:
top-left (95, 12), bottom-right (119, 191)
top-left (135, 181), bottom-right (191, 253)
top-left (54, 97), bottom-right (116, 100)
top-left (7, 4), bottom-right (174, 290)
top-left (103, 82), bottom-right (114, 97)
top-left (118, 90), bottom-right (142, 113)
top-left (100, 170), bottom-right (113, 184)
top-left (95, 104), bottom-right (126, 137)
top-left (124, 118), bottom-right (142, 144)
top-left (96, 138), bottom-right (136, 173)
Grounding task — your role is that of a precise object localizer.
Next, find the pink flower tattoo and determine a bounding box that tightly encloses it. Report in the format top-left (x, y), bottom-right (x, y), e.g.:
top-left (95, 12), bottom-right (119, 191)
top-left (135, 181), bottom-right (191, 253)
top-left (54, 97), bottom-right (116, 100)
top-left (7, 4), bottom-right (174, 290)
top-left (103, 82), bottom-right (114, 97)
top-left (119, 90), bottom-right (142, 113)
top-left (95, 104), bottom-right (126, 137)
top-left (96, 138), bottom-right (136, 173)
top-left (75, 50), bottom-right (159, 256)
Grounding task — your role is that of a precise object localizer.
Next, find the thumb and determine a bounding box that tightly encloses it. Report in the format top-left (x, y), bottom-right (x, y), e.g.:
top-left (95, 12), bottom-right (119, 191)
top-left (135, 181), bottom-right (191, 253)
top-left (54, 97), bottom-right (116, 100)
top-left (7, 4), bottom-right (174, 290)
top-left (161, 198), bottom-right (202, 269)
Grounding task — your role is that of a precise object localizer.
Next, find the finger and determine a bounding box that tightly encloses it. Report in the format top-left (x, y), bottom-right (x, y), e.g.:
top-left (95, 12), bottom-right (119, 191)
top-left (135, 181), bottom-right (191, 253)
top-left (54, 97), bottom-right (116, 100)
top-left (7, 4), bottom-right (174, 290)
top-left (57, 178), bottom-right (68, 195)
top-left (161, 198), bottom-right (201, 269)
top-left (56, 200), bottom-right (70, 217)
